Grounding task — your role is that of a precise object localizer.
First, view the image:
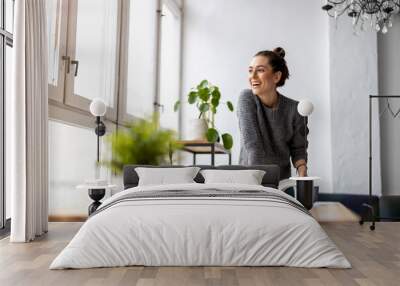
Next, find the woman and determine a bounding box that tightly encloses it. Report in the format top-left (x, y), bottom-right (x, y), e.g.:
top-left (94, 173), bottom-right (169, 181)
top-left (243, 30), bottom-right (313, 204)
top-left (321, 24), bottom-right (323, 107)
top-left (237, 47), bottom-right (308, 179)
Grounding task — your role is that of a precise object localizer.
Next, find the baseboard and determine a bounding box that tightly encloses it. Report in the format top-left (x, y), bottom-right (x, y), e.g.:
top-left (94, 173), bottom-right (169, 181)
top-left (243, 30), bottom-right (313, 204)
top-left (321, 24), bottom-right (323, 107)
top-left (48, 215), bottom-right (87, 222)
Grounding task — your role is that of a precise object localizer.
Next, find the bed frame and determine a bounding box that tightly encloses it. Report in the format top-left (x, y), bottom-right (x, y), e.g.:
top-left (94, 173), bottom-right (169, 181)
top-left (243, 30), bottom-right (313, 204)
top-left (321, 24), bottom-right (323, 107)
top-left (123, 164), bottom-right (281, 190)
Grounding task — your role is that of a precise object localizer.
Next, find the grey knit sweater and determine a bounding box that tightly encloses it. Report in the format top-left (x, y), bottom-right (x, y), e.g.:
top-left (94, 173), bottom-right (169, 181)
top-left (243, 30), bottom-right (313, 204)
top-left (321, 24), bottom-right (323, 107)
top-left (237, 89), bottom-right (308, 180)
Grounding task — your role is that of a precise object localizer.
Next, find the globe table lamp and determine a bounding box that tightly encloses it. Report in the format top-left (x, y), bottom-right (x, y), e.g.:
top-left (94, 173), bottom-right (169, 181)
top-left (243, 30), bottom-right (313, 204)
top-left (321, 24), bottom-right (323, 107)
top-left (86, 98), bottom-right (108, 214)
top-left (290, 99), bottom-right (320, 210)
top-left (89, 98), bottom-right (107, 163)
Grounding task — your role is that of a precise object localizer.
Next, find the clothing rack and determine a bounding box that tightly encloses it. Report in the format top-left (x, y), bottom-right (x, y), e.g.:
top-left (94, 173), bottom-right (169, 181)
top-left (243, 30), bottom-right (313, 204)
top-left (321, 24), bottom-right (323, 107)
top-left (360, 95), bottom-right (400, 231)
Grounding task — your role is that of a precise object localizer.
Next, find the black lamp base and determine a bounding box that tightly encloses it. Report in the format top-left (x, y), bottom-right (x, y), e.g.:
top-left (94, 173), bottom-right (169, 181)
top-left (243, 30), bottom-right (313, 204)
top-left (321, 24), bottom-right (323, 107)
top-left (95, 122), bottom-right (106, 136)
top-left (296, 180), bottom-right (315, 210)
top-left (88, 188), bottom-right (106, 215)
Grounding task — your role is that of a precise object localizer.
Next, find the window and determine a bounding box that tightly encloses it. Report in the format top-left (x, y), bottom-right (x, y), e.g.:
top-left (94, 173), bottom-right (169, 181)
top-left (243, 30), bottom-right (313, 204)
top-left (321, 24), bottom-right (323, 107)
top-left (1, 0), bottom-right (14, 231)
top-left (47, 0), bottom-right (120, 123)
top-left (158, 0), bottom-right (182, 131)
top-left (64, 0), bottom-right (119, 119)
top-left (47, 0), bottom-right (183, 217)
top-left (47, 0), bottom-right (183, 130)
top-left (124, 0), bottom-right (159, 119)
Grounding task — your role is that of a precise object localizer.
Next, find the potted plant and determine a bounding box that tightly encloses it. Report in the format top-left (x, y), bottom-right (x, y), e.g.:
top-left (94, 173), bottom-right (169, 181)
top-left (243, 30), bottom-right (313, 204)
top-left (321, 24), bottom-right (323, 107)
top-left (174, 80), bottom-right (234, 150)
top-left (102, 115), bottom-right (182, 174)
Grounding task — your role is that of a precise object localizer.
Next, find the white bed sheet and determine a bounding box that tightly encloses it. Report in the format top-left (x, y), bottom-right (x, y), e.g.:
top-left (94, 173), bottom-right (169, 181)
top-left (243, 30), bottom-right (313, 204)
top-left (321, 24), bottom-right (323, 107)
top-left (50, 183), bottom-right (351, 269)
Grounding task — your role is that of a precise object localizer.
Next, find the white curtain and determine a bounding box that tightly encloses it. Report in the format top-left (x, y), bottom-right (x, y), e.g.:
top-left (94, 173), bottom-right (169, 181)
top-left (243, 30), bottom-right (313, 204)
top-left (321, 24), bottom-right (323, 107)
top-left (9, 0), bottom-right (48, 242)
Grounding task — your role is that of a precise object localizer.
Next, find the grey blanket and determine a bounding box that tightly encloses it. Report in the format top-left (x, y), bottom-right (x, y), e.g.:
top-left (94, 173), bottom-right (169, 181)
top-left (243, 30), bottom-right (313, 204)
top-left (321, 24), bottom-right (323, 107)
top-left (91, 189), bottom-right (310, 218)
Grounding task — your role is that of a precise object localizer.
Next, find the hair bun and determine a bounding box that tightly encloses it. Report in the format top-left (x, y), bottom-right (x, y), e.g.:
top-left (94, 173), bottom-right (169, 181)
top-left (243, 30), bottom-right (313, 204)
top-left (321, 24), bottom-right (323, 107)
top-left (273, 47), bottom-right (285, 59)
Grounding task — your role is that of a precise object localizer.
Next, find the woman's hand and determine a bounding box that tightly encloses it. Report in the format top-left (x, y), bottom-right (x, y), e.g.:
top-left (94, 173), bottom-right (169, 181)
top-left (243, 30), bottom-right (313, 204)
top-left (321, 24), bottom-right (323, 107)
top-left (297, 165), bottom-right (308, 177)
top-left (294, 160), bottom-right (308, 177)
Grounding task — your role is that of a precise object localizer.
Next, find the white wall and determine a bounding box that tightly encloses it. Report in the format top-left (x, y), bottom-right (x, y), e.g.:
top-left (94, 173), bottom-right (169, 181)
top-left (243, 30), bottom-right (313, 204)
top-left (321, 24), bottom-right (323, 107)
top-left (378, 15), bottom-right (400, 196)
top-left (329, 16), bottom-right (381, 195)
top-left (181, 0), bottom-right (333, 193)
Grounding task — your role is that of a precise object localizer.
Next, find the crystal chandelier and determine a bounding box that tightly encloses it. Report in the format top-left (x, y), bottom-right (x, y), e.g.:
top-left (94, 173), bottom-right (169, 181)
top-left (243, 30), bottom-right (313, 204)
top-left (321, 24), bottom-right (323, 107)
top-left (322, 0), bottom-right (400, 33)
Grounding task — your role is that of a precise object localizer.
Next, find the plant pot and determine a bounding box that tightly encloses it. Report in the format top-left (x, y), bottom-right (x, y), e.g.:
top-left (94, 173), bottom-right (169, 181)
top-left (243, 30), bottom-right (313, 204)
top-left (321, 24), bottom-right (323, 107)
top-left (187, 118), bottom-right (208, 140)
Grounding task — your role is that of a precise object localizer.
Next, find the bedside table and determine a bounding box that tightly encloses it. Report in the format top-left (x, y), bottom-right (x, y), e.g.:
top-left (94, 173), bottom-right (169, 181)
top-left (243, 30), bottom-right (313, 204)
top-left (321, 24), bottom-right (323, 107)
top-left (76, 184), bottom-right (117, 215)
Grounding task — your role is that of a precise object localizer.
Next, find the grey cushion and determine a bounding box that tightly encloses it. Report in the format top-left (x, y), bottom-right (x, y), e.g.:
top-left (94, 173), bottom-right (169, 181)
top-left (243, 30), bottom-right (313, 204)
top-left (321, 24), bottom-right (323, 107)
top-left (123, 164), bottom-right (280, 190)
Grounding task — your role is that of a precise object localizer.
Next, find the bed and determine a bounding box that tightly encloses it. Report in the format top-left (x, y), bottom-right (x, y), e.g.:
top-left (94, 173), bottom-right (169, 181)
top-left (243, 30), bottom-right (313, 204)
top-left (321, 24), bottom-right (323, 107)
top-left (50, 165), bottom-right (350, 269)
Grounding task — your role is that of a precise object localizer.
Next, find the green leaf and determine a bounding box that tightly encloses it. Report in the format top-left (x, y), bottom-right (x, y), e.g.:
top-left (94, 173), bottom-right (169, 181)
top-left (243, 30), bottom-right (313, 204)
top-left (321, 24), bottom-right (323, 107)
top-left (101, 115), bottom-right (182, 174)
top-left (199, 103), bottom-right (210, 113)
top-left (206, 128), bottom-right (219, 143)
top-left (226, 101), bottom-right (234, 112)
top-left (211, 96), bottom-right (220, 107)
top-left (173, 100), bottom-right (180, 112)
top-left (198, 88), bottom-right (210, 101)
top-left (211, 89), bottom-right (220, 107)
top-left (197, 79), bottom-right (209, 89)
top-left (221, 133), bottom-right (233, 149)
top-left (211, 106), bottom-right (217, 114)
top-left (211, 88), bottom-right (221, 100)
top-left (188, 91), bottom-right (197, 104)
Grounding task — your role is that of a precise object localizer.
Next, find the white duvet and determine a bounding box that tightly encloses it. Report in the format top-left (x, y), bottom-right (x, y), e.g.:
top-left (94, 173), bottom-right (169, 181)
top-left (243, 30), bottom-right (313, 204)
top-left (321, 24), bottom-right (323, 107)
top-left (50, 183), bottom-right (351, 269)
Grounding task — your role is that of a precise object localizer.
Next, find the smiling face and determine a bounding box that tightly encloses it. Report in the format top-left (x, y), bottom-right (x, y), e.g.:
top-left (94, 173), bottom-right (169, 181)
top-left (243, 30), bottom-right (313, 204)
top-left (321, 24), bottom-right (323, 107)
top-left (248, 55), bottom-right (282, 95)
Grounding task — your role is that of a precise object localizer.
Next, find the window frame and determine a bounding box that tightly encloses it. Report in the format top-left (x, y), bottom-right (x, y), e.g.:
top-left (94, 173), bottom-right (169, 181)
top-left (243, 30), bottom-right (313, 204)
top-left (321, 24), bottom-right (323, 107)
top-left (115, 0), bottom-right (135, 125)
top-left (47, 0), bottom-right (68, 103)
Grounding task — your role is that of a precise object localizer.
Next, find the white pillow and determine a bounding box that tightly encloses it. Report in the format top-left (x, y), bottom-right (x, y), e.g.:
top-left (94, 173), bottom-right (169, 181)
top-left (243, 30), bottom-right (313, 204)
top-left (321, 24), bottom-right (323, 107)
top-left (200, 169), bottom-right (266, 185)
top-left (135, 167), bottom-right (200, 186)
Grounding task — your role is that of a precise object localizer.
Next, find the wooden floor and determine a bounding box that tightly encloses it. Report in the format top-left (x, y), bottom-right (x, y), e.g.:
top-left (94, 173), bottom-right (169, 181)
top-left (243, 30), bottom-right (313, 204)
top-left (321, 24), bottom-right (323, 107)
top-left (0, 222), bottom-right (399, 286)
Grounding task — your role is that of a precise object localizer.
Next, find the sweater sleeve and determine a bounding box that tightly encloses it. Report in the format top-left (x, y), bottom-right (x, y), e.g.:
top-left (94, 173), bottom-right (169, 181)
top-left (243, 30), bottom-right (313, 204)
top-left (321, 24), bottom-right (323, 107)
top-left (237, 90), bottom-right (265, 164)
top-left (290, 107), bottom-right (309, 165)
